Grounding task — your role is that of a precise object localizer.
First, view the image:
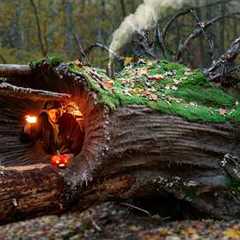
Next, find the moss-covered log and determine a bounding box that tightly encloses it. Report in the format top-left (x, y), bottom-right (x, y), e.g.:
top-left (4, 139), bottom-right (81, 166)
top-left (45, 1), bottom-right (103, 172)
top-left (0, 58), bottom-right (240, 223)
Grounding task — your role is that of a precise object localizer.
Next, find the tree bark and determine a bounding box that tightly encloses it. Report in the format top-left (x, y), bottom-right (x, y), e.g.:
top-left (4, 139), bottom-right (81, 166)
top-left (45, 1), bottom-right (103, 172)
top-left (0, 62), bottom-right (239, 224)
top-left (0, 64), bottom-right (32, 77)
top-left (0, 103), bottom-right (239, 223)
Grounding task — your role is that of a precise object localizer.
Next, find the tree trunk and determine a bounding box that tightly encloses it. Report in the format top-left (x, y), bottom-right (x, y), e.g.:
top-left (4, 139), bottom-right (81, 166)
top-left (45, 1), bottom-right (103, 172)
top-left (0, 62), bottom-right (239, 224)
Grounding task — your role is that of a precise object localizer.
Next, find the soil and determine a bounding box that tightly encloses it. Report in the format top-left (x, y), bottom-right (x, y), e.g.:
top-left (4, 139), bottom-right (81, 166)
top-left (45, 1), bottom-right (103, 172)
top-left (0, 201), bottom-right (239, 240)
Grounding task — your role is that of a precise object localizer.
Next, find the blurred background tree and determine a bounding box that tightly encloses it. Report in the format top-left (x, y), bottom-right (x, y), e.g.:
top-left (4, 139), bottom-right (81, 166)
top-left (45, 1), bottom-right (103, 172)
top-left (0, 0), bottom-right (239, 69)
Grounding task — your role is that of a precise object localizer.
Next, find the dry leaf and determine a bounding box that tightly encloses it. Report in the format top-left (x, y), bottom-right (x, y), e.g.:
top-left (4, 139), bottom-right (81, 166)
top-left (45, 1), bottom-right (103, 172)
top-left (136, 68), bottom-right (148, 76)
top-left (74, 59), bottom-right (82, 67)
top-left (102, 80), bottom-right (114, 90)
top-left (224, 228), bottom-right (240, 239)
top-left (148, 74), bottom-right (164, 81)
top-left (124, 57), bottom-right (134, 66)
top-left (149, 93), bottom-right (158, 101)
top-left (130, 88), bottom-right (144, 94)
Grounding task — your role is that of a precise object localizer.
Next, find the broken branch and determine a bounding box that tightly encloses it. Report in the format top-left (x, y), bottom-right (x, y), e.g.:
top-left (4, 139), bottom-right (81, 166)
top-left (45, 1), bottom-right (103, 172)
top-left (84, 42), bottom-right (124, 62)
top-left (176, 13), bottom-right (240, 61)
top-left (0, 82), bottom-right (71, 101)
top-left (205, 36), bottom-right (240, 84)
top-left (0, 64), bottom-right (32, 78)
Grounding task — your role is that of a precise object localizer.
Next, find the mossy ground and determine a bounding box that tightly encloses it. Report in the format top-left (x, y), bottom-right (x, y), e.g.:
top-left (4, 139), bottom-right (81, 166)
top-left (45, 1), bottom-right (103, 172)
top-left (69, 59), bottom-right (240, 123)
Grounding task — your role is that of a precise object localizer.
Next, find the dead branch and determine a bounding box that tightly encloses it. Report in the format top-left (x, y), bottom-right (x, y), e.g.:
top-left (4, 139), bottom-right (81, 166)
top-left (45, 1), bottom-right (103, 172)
top-left (0, 82), bottom-right (71, 101)
top-left (162, 0), bottom-right (236, 46)
top-left (84, 42), bottom-right (124, 62)
top-left (205, 36), bottom-right (240, 85)
top-left (0, 64), bottom-right (32, 77)
top-left (162, 9), bottom-right (192, 41)
top-left (72, 33), bottom-right (88, 62)
top-left (176, 13), bottom-right (240, 61)
top-left (190, 9), bottom-right (215, 60)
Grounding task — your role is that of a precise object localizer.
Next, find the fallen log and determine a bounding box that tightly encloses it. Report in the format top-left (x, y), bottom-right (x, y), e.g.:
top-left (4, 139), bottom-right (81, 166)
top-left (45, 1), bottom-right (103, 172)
top-left (0, 64), bottom-right (32, 77)
top-left (0, 59), bottom-right (240, 223)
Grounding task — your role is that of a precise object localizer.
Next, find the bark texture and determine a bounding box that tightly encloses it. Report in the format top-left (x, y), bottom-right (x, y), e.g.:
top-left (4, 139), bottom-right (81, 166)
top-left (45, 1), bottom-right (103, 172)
top-left (0, 62), bottom-right (239, 223)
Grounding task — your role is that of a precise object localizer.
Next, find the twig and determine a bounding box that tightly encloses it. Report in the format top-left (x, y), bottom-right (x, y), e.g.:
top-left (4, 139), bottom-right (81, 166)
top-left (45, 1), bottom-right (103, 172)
top-left (176, 13), bottom-right (240, 61)
top-left (190, 9), bottom-right (215, 60)
top-left (90, 217), bottom-right (102, 232)
top-left (162, 9), bottom-right (192, 41)
top-left (84, 42), bottom-right (124, 62)
top-left (72, 33), bottom-right (88, 62)
top-left (162, 0), bottom-right (236, 47)
top-left (120, 202), bottom-right (151, 216)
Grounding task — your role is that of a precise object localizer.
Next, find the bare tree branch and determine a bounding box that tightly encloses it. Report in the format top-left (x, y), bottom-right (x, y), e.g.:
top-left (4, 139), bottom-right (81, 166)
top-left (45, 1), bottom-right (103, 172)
top-left (176, 13), bottom-right (240, 61)
top-left (84, 43), bottom-right (124, 62)
top-left (0, 64), bottom-right (32, 77)
top-left (72, 33), bottom-right (88, 62)
top-left (205, 36), bottom-right (240, 84)
top-left (162, 9), bottom-right (192, 41)
top-left (190, 9), bottom-right (215, 60)
top-left (0, 82), bottom-right (71, 101)
top-left (162, 0), bottom-right (236, 43)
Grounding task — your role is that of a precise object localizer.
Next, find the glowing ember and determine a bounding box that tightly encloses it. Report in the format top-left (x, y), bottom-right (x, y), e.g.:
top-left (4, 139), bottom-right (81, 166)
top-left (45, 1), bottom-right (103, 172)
top-left (25, 115), bottom-right (37, 124)
top-left (51, 154), bottom-right (71, 168)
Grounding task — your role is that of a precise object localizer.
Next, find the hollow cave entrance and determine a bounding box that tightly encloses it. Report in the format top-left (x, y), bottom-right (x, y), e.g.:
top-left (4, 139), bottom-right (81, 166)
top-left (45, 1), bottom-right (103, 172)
top-left (21, 100), bottom-right (85, 166)
top-left (0, 96), bottom-right (88, 167)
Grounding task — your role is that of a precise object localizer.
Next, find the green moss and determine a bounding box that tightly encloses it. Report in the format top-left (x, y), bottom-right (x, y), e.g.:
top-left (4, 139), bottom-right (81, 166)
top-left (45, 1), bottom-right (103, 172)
top-left (67, 59), bottom-right (240, 123)
top-left (30, 55), bottom-right (64, 70)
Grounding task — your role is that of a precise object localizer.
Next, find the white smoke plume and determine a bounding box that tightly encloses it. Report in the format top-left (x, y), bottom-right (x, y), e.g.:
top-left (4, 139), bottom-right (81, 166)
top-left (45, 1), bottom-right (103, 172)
top-left (109, 0), bottom-right (193, 61)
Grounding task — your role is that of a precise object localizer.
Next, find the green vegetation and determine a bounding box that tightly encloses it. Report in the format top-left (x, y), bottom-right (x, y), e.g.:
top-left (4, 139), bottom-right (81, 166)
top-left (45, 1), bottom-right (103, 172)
top-left (69, 59), bottom-right (240, 123)
top-left (30, 55), bottom-right (64, 69)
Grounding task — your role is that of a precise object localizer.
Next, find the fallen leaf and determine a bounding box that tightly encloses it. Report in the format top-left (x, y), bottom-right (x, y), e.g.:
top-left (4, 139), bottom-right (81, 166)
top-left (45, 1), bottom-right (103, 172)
top-left (124, 57), bottom-right (134, 66)
top-left (102, 80), bottom-right (114, 90)
top-left (181, 227), bottom-right (199, 239)
top-left (224, 228), bottom-right (240, 239)
top-left (74, 59), bottom-right (82, 67)
top-left (149, 93), bottom-right (158, 101)
top-left (148, 74), bottom-right (164, 81)
top-left (131, 88), bottom-right (144, 94)
top-left (136, 68), bottom-right (148, 76)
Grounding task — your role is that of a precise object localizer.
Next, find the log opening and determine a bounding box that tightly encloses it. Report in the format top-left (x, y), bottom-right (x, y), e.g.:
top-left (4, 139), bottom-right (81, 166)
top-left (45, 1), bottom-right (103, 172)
top-left (0, 61), bottom-right (239, 223)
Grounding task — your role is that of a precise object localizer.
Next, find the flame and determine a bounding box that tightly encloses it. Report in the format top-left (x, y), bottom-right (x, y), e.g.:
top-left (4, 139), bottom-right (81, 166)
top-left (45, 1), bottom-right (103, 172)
top-left (51, 154), bottom-right (71, 168)
top-left (25, 115), bottom-right (37, 124)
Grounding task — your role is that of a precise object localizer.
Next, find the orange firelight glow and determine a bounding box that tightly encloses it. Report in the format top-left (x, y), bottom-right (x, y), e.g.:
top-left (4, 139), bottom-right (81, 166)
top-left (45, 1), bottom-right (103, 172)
top-left (51, 154), bottom-right (71, 168)
top-left (25, 115), bottom-right (38, 124)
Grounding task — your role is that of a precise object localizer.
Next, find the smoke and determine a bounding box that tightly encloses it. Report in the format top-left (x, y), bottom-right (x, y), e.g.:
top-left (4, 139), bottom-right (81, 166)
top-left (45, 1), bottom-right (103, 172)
top-left (109, 0), bottom-right (193, 62)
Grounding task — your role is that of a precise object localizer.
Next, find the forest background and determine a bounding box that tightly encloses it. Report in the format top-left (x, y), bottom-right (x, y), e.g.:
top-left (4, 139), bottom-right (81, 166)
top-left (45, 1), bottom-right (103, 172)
top-left (0, 0), bottom-right (239, 70)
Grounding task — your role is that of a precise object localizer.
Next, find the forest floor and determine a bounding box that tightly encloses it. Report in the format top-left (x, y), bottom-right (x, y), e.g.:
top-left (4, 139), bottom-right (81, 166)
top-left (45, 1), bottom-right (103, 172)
top-left (0, 202), bottom-right (240, 240)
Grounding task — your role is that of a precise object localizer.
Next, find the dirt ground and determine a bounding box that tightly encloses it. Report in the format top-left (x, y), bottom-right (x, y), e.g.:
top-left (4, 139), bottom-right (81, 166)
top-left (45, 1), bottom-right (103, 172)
top-left (0, 202), bottom-right (240, 240)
